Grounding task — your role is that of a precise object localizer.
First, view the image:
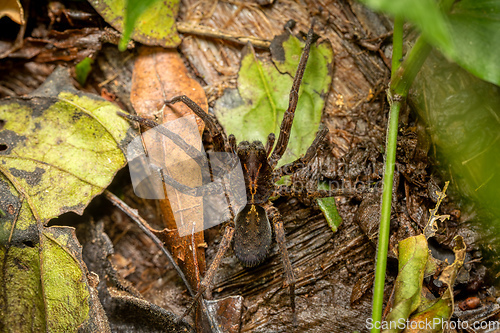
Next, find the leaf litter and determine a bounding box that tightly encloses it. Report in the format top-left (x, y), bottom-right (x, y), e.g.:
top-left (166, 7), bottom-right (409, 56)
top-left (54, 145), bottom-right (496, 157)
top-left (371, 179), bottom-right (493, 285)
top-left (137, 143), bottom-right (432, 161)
top-left (0, 67), bottom-right (132, 331)
top-left (383, 182), bottom-right (468, 333)
top-left (2, 0), bottom-right (496, 327)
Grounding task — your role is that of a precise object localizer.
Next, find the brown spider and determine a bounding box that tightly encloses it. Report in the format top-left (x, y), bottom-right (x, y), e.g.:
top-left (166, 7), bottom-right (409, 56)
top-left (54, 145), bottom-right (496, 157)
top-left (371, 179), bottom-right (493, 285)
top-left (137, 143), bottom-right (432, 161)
top-left (121, 26), bottom-right (344, 325)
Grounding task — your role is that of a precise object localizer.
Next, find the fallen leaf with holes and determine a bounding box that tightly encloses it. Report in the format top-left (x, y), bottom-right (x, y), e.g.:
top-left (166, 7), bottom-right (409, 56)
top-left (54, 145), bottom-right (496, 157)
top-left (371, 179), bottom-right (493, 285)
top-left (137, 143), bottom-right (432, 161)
top-left (0, 67), bottom-right (134, 331)
top-left (401, 237), bottom-right (466, 333)
top-left (130, 47), bottom-right (208, 292)
top-left (0, 67), bottom-right (133, 221)
top-left (0, 200), bottom-right (110, 331)
top-left (88, 0), bottom-right (180, 48)
top-left (383, 184), bottom-right (467, 333)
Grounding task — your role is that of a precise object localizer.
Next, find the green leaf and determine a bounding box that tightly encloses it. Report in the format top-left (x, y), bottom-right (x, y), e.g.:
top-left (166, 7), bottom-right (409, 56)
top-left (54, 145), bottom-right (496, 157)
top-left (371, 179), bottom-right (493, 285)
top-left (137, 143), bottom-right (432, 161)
top-left (87, 0), bottom-right (181, 50)
top-left (384, 235), bottom-right (428, 333)
top-left (402, 237), bottom-right (466, 333)
top-left (446, 0), bottom-right (500, 85)
top-left (214, 32), bottom-right (333, 167)
top-left (361, 0), bottom-right (500, 85)
top-left (357, 0), bottom-right (453, 54)
top-left (0, 67), bottom-right (133, 223)
top-left (317, 181), bottom-right (342, 233)
top-left (0, 67), bottom-right (129, 331)
top-left (411, 50), bottom-right (500, 230)
top-left (0, 176), bottom-right (108, 331)
top-left (75, 57), bottom-right (94, 86)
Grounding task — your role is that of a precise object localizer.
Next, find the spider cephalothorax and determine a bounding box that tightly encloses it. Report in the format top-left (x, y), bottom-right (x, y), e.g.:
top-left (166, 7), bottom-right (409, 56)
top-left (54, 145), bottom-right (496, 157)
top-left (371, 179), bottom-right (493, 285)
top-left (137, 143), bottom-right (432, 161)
top-left (236, 140), bottom-right (274, 205)
top-left (234, 141), bottom-right (274, 267)
top-left (121, 24), bottom-right (343, 325)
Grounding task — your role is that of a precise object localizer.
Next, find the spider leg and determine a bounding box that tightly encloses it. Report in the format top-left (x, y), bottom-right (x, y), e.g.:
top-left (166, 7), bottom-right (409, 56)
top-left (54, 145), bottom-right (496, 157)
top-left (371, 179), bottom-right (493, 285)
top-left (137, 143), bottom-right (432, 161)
top-left (272, 127), bottom-right (328, 181)
top-left (165, 95), bottom-right (228, 152)
top-left (119, 112), bottom-right (209, 168)
top-left (161, 171), bottom-right (225, 197)
top-left (228, 134), bottom-right (236, 153)
top-left (178, 225), bottom-right (235, 322)
top-left (268, 26), bottom-right (315, 168)
top-left (264, 203), bottom-right (297, 325)
top-left (265, 133), bottom-right (275, 157)
top-left (274, 184), bottom-right (361, 198)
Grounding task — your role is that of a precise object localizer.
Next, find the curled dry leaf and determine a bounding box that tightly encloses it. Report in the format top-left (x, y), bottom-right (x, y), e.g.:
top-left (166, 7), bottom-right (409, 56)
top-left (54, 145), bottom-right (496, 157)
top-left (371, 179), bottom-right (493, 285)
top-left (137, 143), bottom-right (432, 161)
top-left (383, 234), bottom-right (429, 333)
top-left (383, 183), bottom-right (467, 333)
top-left (0, 0), bottom-right (25, 59)
top-left (402, 237), bottom-right (466, 333)
top-left (14, 28), bottom-right (107, 63)
top-left (0, 0), bottom-right (23, 24)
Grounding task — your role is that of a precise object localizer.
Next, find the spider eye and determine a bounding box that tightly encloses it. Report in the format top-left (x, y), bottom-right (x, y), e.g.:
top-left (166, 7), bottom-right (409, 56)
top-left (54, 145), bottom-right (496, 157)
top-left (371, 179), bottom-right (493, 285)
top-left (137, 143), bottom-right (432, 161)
top-left (237, 141), bottom-right (250, 150)
top-left (251, 141), bottom-right (265, 150)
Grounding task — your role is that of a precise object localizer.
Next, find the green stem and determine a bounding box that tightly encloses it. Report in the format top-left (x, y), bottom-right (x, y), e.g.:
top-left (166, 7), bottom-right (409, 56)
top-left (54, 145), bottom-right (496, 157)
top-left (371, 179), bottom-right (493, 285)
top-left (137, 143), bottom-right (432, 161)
top-left (391, 16), bottom-right (404, 78)
top-left (371, 98), bottom-right (401, 333)
top-left (370, 14), bottom-right (432, 333)
top-left (389, 0), bottom-right (458, 96)
top-left (390, 37), bottom-right (432, 96)
top-left (371, 1), bottom-right (456, 331)
top-left (370, 15), bottom-right (405, 332)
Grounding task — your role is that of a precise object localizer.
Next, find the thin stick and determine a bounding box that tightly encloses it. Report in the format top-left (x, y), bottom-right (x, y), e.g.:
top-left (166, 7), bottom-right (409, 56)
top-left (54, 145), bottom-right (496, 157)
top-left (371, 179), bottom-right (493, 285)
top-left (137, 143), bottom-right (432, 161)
top-left (176, 22), bottom-right (271, 49)
top-left (104, 190), bottom-right (194, 297)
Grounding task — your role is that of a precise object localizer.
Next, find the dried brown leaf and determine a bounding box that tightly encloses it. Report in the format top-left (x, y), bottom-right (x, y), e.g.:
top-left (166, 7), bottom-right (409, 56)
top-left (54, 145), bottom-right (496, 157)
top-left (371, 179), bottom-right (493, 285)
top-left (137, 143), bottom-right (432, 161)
top-left (130, 47), bottom-right (209, 292)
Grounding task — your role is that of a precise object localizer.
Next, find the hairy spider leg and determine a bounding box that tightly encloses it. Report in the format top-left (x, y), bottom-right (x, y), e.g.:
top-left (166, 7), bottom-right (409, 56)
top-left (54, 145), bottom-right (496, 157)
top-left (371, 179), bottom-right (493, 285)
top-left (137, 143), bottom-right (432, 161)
top-left (265, 133), bottom-right (276, 157)
top-left (120, 112), bottom-right (243, 200)
top-left (178, 226), bottom-right (235, 323)
top-left (264, 203), bottom-right (297, 325)
top-left (118, 112), bottom-right (209, 169)
top-left (165, 95), bottom-right (228, 152)
top-left (268, 26), bottom-right (315, 169)
top-left (228, 134), bottom-right (237, 153)
top-left (272, 126), bottom-right (328, 181)
top-left (274, 185), bottom-right (363, 198)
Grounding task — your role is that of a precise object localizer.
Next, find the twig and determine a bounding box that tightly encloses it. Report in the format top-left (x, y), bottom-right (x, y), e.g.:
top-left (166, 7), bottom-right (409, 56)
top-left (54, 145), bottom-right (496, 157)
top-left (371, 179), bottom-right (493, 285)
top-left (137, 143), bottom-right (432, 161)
top-left (176, 22), bottom-right (271, 49)
top-left (104, 190), bottom-right (194, 297)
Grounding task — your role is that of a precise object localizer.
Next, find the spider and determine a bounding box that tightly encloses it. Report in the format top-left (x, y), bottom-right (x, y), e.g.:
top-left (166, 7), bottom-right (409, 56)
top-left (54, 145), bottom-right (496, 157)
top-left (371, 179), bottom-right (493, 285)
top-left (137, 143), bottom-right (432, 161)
top-left (121, 25), bottom-right (345, 325)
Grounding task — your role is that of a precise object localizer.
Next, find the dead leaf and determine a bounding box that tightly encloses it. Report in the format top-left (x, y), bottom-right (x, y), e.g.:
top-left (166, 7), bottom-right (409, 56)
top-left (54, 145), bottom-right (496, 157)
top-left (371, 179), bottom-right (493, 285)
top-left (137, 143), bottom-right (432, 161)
top-left (0, 0), bottom-right (23, 24)
top-left (130, 47), bottom-right (209, 292)
top-left (78, 218), bottom-right (194, 332)
top-left (401, 237), bottom-right (466, 333)
top-left (0, 0), bottom-right (25, 59)
top-left (10, 28), bottom-right (106, 63)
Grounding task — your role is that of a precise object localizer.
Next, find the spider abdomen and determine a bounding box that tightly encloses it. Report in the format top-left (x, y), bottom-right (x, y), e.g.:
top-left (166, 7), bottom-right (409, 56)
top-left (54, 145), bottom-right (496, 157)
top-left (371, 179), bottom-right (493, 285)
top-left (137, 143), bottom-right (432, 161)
top-left (233, 204), bottom-right (272, 267)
